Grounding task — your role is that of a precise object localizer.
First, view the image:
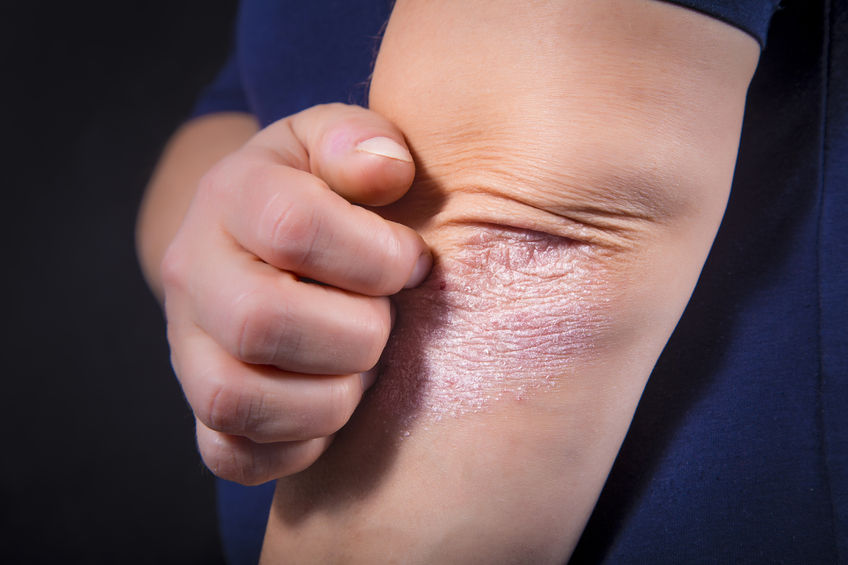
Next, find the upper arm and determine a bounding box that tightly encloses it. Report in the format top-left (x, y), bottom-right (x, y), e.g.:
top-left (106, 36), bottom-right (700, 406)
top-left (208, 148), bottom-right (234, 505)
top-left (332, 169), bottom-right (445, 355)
top-left (370, 0), bottom-right (758, 238)
top-left (262, 1), bottom-right (759, 562)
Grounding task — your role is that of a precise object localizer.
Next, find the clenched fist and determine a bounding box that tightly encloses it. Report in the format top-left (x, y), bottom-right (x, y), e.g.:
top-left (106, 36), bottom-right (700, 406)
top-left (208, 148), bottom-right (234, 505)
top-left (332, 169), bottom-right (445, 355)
top-left (160, 104), bottom-right (430, 484)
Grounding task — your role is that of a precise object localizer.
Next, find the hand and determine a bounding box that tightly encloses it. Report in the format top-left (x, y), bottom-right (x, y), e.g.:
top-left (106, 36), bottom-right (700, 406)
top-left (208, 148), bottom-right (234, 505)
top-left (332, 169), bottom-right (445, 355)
top-left (160, 103), bottom-right (431, 485)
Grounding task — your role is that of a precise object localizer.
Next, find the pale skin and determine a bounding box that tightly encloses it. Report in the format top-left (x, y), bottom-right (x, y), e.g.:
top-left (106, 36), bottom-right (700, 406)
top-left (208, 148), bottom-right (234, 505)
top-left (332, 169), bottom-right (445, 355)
top-left (137, 0), bottom-right (759, 562)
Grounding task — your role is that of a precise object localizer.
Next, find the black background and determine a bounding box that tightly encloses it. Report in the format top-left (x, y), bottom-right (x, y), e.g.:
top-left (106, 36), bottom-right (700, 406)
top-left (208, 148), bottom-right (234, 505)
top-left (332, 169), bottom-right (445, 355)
top-left (4, 1), bottom-right (238, 562)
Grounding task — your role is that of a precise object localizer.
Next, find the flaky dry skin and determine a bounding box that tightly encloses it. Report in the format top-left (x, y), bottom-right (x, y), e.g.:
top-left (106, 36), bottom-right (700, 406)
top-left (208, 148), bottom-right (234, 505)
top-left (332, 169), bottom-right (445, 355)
top-left (374, 226), bottom-right (611, 430)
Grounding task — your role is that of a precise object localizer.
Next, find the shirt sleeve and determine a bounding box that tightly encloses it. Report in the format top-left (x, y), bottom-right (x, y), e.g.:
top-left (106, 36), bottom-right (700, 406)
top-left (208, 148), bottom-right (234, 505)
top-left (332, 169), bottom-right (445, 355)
top-left (665, 0), bottom-right (782, 46)
top-left (189, 52), bottom-right (251, 119)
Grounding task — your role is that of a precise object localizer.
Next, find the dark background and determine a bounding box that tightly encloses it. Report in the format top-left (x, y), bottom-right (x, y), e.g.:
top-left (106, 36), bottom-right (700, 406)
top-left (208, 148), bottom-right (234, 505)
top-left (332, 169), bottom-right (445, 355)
top-left (4, 1), bottom-right (239, 562)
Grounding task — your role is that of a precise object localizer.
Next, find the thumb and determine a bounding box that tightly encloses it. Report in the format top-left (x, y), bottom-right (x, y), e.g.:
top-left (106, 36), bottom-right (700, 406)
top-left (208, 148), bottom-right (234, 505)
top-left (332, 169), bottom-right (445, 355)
top-left (252, 103), bottom-right (415, 206)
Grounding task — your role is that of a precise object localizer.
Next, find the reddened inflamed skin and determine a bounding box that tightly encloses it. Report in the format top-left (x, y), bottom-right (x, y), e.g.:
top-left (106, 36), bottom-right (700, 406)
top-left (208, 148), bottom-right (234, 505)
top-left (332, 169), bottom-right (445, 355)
top-left (375, 225), bottom-right (611, 430)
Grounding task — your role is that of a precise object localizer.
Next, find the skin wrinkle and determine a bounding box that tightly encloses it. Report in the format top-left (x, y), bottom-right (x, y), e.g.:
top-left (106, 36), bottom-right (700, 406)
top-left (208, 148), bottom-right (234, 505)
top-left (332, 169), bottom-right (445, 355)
top-left (370, 225), bottom-right (611, 430)
top-left (404, 139), bottom-right (689, 253)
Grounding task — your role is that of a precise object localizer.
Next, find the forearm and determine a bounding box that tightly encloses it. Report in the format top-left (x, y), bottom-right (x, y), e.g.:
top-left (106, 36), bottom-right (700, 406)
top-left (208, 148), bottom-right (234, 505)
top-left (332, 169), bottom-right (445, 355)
top-left (262, 0), bottom-right (758, 561)
top-left (135, 112), bottom-right (259, 301)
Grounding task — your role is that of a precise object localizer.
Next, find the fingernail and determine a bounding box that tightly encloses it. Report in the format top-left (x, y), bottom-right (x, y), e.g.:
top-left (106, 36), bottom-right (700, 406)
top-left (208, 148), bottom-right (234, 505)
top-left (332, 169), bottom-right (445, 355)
top-left (404, 250), bottom-right (432, 289)
top-left (354, 136), bottom-right (413, 162)
top-left (361, 367), bottom-right (378, 391)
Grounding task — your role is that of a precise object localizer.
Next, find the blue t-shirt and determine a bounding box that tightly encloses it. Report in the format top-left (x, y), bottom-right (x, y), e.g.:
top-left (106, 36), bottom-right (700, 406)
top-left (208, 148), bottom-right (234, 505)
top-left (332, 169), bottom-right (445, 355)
top-left (193, 1), bottom-right (848, 563)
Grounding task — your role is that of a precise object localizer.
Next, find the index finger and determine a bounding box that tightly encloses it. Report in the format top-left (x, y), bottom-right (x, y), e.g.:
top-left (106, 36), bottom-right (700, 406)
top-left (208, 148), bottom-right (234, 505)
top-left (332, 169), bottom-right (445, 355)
top-left (205, 154), bottom-right (431, 295)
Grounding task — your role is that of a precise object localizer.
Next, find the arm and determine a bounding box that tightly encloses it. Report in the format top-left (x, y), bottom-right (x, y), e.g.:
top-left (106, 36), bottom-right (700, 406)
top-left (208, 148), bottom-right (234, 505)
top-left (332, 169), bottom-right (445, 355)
top-left (262, 0), bottom-right (759, 562)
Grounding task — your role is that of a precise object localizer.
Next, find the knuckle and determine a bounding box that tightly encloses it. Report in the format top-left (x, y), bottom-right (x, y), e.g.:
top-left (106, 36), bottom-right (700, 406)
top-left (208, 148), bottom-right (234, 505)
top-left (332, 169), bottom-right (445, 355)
top-left (198, 431), bottom-right (268, 486)
top-left (262, 190), bottom-right (322, 270)
top-left (267, 197), bottom-right (304, 253)
top-left (159, 242), bottom-right (189, 294)
top-left (229, 290), bottom-right (294, 365)
top-left (186, 351), bottom-right (272, 441)
top-left (198, 377), bottom-right (249, 435)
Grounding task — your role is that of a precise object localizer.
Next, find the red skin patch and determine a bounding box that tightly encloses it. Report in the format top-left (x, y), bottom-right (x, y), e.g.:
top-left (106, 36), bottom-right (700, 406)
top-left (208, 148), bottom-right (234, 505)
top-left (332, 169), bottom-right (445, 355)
top-left (369, 226), bottom-right (610, 433)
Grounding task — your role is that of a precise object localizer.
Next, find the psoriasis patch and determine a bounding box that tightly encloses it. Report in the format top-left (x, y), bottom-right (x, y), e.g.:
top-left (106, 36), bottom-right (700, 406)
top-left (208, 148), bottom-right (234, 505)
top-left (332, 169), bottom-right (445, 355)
top-left (370, 226), bottom-right (610, 430)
